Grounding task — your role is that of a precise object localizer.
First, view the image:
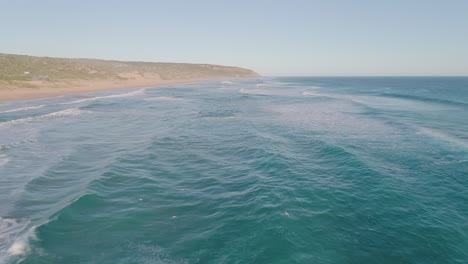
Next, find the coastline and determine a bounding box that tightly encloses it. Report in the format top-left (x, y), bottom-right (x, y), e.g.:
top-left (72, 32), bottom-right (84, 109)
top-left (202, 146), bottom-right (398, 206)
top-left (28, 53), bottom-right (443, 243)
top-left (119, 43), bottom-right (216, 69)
top-left (0, 77), bottom-right (247, 102)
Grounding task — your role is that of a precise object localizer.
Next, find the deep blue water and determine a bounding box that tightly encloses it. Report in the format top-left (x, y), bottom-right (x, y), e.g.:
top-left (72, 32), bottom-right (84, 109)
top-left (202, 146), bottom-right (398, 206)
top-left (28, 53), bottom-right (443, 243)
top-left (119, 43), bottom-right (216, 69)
top-left (0, 77), bottom-right (467, 264)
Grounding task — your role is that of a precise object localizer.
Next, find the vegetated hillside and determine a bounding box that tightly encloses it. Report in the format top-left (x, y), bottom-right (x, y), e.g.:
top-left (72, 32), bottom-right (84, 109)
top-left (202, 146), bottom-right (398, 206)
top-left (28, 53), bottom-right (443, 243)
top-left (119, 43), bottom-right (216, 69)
top-left (0, 53), bottom-right (261, 83)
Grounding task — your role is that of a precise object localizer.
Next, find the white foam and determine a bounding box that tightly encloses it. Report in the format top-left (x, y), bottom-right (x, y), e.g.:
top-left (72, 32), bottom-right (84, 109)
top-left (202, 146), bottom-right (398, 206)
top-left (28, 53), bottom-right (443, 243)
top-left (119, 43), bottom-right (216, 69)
top-left (417, 127), bottom-right (468, 149)
top-left (218, 86), bottom-right (239, 91)
top-left (255, 81), bottom-right (283, 87)
top-left (144, 96), bottom-right (183, 101)
top-left (0, 218), bottom-right (34, 261)
top-left (302, 91), bottom-right (321, 96)
top-left (266, 102), bottom-right (398, 139)
top-left (7, 241), bottom-right (28, 256)
top-left (302, 91), bottom-right (341, 99)
top-left (62, 89), bottom-right (145, 104)
top-left (0, 105), bottom-right (45, 114)
top-left (5, 226), bottom-right (37, 259)
top-left (240, 88), bottom-right (299, 96)
top-left (221, 81), bottom-right (234, 85)
top-left (0, 108), bottom-right (89, 127)
top-left (239, 88), bottom-right (280, 95)
top-left (0, 218), bottom-right (28, 241)
top-left (0, 154), bottom-right (10, 167)
top-left (240, 88), bottom-right (267, 95)
top-left (204, 114), bottom-right (238, 120)
top-left (303, 91), bottom-right (358, 102)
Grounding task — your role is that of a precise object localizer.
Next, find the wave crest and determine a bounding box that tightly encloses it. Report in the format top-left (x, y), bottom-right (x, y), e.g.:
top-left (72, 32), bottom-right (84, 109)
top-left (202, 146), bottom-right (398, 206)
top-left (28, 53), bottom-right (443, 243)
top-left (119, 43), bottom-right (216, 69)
top-left (145, 96), bottom-right (184, 101)
top-left (0, 108), bottom-right (89, 127)
top-left (0, 218), bottom-right (35, 262)
top-left (0, 105), bottom-right (45, 114)
top-left (62, 89), bottom-right (145, 104)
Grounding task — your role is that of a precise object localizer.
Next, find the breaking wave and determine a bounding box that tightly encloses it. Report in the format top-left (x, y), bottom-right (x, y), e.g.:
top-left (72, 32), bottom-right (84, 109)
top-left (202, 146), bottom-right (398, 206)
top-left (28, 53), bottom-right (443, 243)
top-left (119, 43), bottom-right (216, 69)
top-left (0, 109), bottom-right (89, 127)
top-left (0, 105), bottom-right (45, 114)
top-left (1, 77), bottom-right (467, 263)
top-left (240, 89), bottom-right (297, 96)
top-left (0, 154), bottom-right (10, 167)
top-left (221, 81), bottom-right (234, 86)
top-left (0, 218), bottom-right (36, 263)
top-left (255, 81), bottom-right (284, 87)
top-left (62, 89), bottom-right (145, 105)
top-left (417, 127), bottom-right (468, 149)
top-left (302, 91), bottom-right (342, 99)
top-left (144, 96), bottom-right (184, 101)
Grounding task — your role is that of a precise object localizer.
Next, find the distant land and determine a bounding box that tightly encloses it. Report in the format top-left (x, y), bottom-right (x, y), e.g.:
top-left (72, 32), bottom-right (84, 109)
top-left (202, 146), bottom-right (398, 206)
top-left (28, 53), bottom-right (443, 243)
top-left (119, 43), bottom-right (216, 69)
top-left (0, 53), bottom-right (261, 101)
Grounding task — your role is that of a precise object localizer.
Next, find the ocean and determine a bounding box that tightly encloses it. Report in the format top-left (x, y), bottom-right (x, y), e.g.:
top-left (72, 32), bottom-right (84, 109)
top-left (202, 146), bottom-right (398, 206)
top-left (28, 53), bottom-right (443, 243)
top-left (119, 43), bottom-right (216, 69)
top-left (0, 77), bottom-right (467, 264)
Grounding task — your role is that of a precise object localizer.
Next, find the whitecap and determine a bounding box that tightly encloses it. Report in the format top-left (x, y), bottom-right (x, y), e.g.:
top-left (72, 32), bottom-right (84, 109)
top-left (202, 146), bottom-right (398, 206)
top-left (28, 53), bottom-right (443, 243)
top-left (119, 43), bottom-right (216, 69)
top-left (0, 154), bottom-right (10, 167)
top-left (302, 91), bottom-right (321, 96)
top-left (62, 89), bottom-right (145, 105)
top-left (0, 218), bottom-right (29, 241)
top-left (221, 81), bottom-right (234, 85)
top-left (417, 127), bottom-right (468, 149)
top-left (255, 81), bottom-right (284, 87)
top-left (144, 96), bottom-right (183, 101)
top-left (204, 114), bottom-right (239, 120)
top-left (0, 218), bottom-right (34, 262)
top-left (240, 88), bottom-right (298, 96)
top-left (218, 87), bottom-right (235, 90)
top-left (7, 241), bottom-right (28, 256)
top-left (302, 91), bottom-right (341, 99)
top-left (266, 102), bottom-right (398, 139)
top-left (239, 88), bottom-right (275, 95)
top-left (0, 108), bottom-right (90, 127)
top-left (0, 105), bottom-right (45, 114)
top-left (5, 226), bottom-right (37, 261)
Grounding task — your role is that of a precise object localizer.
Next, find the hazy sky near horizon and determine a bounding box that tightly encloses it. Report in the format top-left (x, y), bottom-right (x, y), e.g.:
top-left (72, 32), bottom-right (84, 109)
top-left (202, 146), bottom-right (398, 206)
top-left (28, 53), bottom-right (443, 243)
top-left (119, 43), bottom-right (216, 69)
top-left (1, 0), bottom-right (467, 76)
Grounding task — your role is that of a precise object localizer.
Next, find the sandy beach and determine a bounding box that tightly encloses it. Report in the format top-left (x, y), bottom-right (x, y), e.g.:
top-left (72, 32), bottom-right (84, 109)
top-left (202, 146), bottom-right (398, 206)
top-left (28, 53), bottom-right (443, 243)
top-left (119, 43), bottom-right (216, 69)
top-left (0, 77), bottom-right (238, 102)
top-left (0, 53), bottom-right (261, 102)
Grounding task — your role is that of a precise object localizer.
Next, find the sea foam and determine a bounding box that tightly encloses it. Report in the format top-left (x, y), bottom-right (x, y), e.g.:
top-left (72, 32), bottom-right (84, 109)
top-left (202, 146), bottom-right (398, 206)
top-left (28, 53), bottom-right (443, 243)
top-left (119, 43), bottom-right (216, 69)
top-left (302, 91), bottom-right (341, 99)
top-left (144, 96), bottom-right (184, 101)
top-left (0, 218), bottom-right (34, 262)
top-left (0, 154), bottom-right (10, 167)
top-left (62, 89), bottom-right (145, 104)
top-left (0, 108), bottom-right (89, 127)
top-left (7, 241), bottom-right (28, 256)
top-left (417, 127), bottom-right (468, 149)
top-left (239, 88), bottom-right (271, 95)
top-left (5, 226), bottom-right (37, 261)
top-left (240, 88), bottom-right (299, 96)
top-left (221, 81), bottom-right (234, 85)
top-left (0, 105), bottom-right (45, 114)
top-left (255, 81), bottom-right (284, 87)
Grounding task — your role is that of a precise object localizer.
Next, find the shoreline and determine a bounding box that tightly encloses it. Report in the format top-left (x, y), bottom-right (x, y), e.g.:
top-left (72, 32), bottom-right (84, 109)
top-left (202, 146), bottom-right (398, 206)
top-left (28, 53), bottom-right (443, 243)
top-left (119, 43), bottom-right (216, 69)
top-left (0, 77), bottom-right (247, 102)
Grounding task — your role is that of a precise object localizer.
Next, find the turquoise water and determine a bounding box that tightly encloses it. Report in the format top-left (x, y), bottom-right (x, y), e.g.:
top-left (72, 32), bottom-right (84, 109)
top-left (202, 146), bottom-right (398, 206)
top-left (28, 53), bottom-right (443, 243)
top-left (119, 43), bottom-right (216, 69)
top-left (0, 77), bottom-right (467, 264)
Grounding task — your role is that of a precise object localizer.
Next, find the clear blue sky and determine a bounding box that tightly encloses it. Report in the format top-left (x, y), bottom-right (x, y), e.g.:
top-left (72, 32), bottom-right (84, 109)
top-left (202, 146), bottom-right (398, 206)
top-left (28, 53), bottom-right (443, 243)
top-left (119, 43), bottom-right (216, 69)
top-left (1, 0), bottom-right (467, 76)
